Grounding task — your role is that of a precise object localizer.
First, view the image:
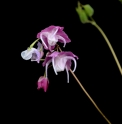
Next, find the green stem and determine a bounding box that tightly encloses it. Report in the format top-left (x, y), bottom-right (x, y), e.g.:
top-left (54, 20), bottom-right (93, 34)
top-left (90, 21), bottom-right (122, 75)
top-left (44, 72), bottom-right (46, 77)
top-left (44, 65), bottom-right (52, 77)
top-left (40, 59), bottom-right (45, 61)
top-left (28, 39), bottom-right (39, 49)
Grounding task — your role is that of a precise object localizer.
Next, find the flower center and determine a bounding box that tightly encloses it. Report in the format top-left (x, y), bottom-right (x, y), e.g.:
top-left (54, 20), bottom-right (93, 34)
top-left (31, 53), bottom-right (37, 60)
top-left (54, 56), bottom-right (67, 72)
top-left (48, 37), bottom-right (57, 46)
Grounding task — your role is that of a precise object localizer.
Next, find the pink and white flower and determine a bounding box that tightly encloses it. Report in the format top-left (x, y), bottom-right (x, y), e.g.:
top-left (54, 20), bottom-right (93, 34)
top-left (43, 51), bottom-right (78, 83)
top-left (37, 25), bottom-right (71, 51)
top-left (21, 42), bottom-right (44, 63)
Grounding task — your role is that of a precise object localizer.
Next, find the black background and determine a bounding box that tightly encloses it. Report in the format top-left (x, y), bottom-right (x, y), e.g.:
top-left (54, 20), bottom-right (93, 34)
top-left (9, 0), bottom-right (122, 123)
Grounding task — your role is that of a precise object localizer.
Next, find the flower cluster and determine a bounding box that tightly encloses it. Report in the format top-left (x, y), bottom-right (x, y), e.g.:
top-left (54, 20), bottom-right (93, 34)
top-left (21, 25), bottom-right (78, 92)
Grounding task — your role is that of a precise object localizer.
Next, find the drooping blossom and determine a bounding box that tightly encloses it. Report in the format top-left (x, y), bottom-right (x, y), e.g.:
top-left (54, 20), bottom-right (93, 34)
top-left (21, 42), bottom-right (44, 63)
top-left (37, 76), bottom-right (49, 92)
top-left (43, 51), bottom-right (78, 83)
top-left (37, 25), bottom-right (71, 51)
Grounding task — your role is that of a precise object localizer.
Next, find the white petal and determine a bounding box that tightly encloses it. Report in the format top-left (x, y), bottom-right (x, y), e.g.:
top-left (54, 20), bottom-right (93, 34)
top-left (45, 59), bottom-right (52, 78)
top-left (51, 27), bottom-right (58, 37)
top-left (37, 42), bottom-right (43, 51)
top-left (54, 56), bottom-right (66, 72)
top-left (40, 34), bottom-right (48, 49)
top-left (21, 48), bottom-right (35, 60)
top-left (48, 39), bottom-right (57, 46)
top-left (47, 28), bottom-right (58, 46)
top-left (57, 35), bottom-right (66, 47)
top-left (64, 56), bottom-right (77, 72)
top-left (66, 66), bottom-right (69, 83)
top-left (52, 57), bottom-right (58, 75)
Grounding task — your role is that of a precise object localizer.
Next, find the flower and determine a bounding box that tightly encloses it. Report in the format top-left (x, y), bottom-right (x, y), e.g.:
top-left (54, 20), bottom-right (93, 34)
top-left (21, 42), bottom-right (44, 63)
top-left (37, 76), bottom-right (49, 92)
top-left (43, 51), bottom-right (78, 83)
top-left (37, 25), bottom-right (71, 51)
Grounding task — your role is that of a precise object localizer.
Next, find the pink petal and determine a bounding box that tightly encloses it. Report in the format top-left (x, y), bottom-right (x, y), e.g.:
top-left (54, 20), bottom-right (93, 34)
top-left (42, 57), bottom-right (52, 67)
top-left (56, 30), bottom-right (71, 43)
top-left (43, 51), bottom-right (59, 66)
top-left (66, 60), bottom-right (72, 70)
top-left (47, 51), bottom-right (59, 58)
top-left (37, 26), bottom-right (64, 39)
top-left (41, 25), bottom-right (64, 33)
top-left (43, 78), bottom-right (49, 92)
top-left (37, 77), bottom-right (49, 92)
top-left (59, 51), bottom-right (79, 59)
top-left (56, 35), bottom-right (66, 47)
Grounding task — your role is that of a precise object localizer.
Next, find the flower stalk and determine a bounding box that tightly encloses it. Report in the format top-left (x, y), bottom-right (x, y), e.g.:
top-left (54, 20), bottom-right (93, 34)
top-left (58, 46), bottom-right (111, 124)
top-left (90, 21), bottom-right (122, 75)
top-left (76, 1), bottom-right (122, 75)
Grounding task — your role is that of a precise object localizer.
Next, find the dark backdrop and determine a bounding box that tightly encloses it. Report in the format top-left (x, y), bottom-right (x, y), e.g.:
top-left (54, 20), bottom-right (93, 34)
top-left (10, 0), bottom-right (122, 123)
